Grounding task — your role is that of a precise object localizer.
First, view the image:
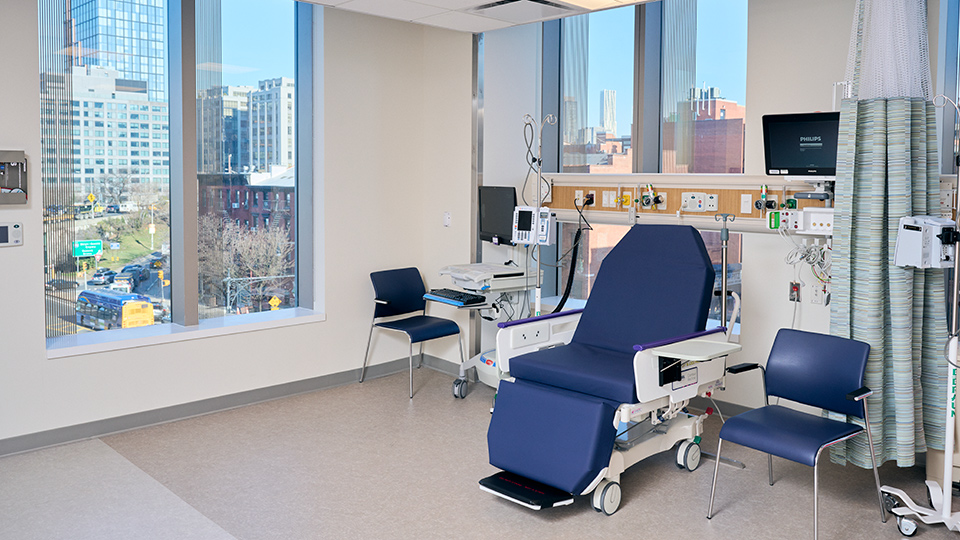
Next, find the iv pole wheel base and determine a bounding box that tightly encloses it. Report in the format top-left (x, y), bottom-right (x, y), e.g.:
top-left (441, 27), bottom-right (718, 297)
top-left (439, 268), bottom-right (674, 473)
top-left (591, 479), bottom-right (621, 516)
top-left (452, 378), bottom-right (467, 399)
top-left (676, 440), bottom-right (701, 471)
top-left (897, 515), bottom-right (918, 536)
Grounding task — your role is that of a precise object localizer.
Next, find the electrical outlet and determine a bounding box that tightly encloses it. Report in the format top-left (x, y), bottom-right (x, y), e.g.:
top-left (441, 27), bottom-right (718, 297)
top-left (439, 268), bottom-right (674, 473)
top-left (789, 281), bottom-right (801, 302)
top-left (510, 321), bottom-right (550, 348)
top-left (740, 194), bottom-right (753, 214)
top-left (586, 190), bottom-right (596, 206)
top-left (575, 190), bottom-right (584, 206)
top-left (603, 190), bottom-right (617, 208)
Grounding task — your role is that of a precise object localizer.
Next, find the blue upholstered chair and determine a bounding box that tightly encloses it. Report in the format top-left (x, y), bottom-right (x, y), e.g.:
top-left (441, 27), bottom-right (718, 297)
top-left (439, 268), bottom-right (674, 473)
top-left (359, 267), bottom-right (464, 398)
top-left (707, 328), bottom-right (887, 539)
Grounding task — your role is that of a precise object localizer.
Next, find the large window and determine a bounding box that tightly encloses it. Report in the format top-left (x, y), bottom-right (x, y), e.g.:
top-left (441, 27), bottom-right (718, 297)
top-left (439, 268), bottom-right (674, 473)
top-left (41, 0), bottom-right (310, 343)
top-left (560, 6), bottom-right (635, 173)
top-left (41, 0), bottom-right (173, 338)
top-left (661, 0), bottom-right (748, 174)
top-left (196, 0), bottom-right (298, 319)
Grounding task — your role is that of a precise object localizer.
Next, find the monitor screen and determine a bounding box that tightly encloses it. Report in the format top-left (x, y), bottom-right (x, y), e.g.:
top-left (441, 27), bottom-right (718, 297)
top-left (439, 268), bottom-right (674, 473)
top-left (478, 186), bottom-right (517, 246)
top-left (516, 209), bottom-right (533, 232)
top-left (763, 112), bottom-right (840, 176)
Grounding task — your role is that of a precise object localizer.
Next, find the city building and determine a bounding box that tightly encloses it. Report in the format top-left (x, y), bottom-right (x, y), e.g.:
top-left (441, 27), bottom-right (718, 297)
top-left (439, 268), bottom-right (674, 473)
top-left (600, 89), bottom-right (616, 136)
top-left (249, 77), bottom-right (296, 171)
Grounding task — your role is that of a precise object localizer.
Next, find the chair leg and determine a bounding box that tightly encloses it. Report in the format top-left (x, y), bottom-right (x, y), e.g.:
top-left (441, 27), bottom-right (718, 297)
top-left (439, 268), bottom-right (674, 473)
top-left (408, 340), bottom-right (414, 399)
top-left (707, 439), bottom-right (723, 519)
top-left (417, 342), bottom-right (424, 369)
top-left (768, 454), bottom-right (774, 486)
top-left (814, 460), bottom-right (819, 540)
top-left (359, 318), bottom-right (376, 383)
top-left (861, 410), bottom-right (887, 523)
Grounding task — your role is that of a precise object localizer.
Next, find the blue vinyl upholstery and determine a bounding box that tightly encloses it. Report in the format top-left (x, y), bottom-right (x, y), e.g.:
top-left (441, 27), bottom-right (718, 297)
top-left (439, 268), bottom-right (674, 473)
top-left (719, 329), bottom-right (870, 465)
top-left (488, 225), bottom-right (716, 496)
top-left (764, 328), bottom-right (869, 418)
top-left (375, 315), bottom-right (460, 344)
top-left (719, 405), bottom-right (862, 467)
top-left (369, 267), bottom-right (460, 343)
top-left (488, 379), bottom-right (620, 495)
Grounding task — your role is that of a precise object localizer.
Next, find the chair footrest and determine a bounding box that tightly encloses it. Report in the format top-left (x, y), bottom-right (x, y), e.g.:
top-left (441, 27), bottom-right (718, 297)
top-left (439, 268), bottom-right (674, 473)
top-left (479, 471), bottom-right (574, 510)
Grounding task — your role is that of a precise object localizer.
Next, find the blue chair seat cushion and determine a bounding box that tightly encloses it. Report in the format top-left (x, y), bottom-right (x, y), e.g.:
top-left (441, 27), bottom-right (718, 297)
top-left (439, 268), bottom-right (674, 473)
top-left (375, 315), bottom-right (460, 343)
top-left (509, 343), bottom-right (637, 404)
top-left (719, 405), bottom-right (863, 467)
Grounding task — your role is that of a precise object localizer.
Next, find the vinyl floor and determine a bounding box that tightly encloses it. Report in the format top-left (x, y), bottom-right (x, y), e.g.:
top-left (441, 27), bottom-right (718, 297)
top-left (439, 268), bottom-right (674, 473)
top-left (0, 367), bottom-right (953, 539)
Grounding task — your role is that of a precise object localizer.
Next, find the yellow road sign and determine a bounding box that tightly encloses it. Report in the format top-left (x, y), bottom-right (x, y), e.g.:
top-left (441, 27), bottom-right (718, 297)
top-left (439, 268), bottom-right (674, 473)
top-left (87, 193), bottom-right (96, 203)
top-left (269, 296), bottom-right (281, 310)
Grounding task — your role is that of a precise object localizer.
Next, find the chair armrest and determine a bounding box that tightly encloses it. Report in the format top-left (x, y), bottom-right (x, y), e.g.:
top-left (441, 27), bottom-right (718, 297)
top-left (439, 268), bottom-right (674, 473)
top-left (633, 327), bottom-right (727, 351)
top-left (846, 386), bottom-right (872, 401)
top-left (727, 362), bottom-right (761, 374)
top-left (496, 309), bottom-right (584, 329)
top-left (374, 298), bottom-right (389, 305)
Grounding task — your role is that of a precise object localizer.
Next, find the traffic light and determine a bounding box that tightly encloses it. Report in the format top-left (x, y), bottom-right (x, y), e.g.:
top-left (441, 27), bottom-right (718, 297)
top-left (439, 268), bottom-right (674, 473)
top-left (82, 261), bottom-right (88, 272)
top-left (158, 270), bottom-right (164, 281)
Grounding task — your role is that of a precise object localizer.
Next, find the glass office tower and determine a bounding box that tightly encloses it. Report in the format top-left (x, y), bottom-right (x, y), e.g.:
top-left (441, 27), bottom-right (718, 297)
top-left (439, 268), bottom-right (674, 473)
top-left (72, 0), bottom-right (168, 102)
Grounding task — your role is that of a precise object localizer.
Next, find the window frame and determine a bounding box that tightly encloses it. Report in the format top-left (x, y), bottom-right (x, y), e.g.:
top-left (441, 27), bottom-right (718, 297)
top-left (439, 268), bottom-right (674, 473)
top-left (45, 0), bottom-right (319, 352)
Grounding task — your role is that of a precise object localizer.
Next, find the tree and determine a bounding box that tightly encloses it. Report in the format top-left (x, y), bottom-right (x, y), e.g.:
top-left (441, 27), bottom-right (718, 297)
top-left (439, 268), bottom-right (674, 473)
top-left (198, 214), bottom-right (295, 311)
top-left (97, 172), bottom-right (132, 205)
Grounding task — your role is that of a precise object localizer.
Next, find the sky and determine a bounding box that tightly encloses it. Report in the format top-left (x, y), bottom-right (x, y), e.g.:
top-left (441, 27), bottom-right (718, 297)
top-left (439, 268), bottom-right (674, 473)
top-left (219, 0), bottom-right (296, 87)
top-left (585, 0), bottom-right (748, 138)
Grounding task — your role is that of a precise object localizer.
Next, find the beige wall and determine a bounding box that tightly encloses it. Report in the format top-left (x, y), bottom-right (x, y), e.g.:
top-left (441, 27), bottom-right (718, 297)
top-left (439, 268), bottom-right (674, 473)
top-left (0, 6), bottom-right (473, 442)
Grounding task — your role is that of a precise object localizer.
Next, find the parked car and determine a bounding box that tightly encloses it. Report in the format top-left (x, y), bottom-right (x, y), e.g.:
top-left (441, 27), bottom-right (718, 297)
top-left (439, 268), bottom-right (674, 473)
top-left (45, 279), bottom-right (78, 291)
top-left (87, 270), bottom-right (116, 285)
top-left (106, 204), bottom-right (120, 213)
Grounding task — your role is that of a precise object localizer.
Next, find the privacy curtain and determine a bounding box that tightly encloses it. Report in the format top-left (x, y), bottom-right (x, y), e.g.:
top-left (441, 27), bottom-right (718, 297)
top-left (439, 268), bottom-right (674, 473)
top-left (828, 0), bottom-right (947, 467)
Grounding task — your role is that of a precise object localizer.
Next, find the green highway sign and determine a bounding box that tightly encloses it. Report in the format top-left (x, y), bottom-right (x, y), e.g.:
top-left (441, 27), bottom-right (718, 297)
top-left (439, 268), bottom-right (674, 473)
top-left (73, 240), bottom-right (103, 258)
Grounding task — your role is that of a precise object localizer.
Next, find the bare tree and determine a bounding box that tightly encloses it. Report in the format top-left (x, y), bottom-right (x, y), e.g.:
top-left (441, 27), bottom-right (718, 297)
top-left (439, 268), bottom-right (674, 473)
top-left (198, 214), bottom-right (294, 311)
top-left (97, 172), bottom-right (132, 205)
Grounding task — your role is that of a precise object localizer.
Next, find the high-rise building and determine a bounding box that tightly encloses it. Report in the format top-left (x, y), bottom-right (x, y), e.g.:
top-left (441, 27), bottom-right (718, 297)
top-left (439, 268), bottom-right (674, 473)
top-left (67, 65), bottom-right (170, 194)
top-left (600, 89), bottom-right (616, 136)
top-left (249, 78), bottom-right (295, 171)
top-left (561, 14), bottom-right (588, 151)
top-left (71, 0), bottom-right (168, 102)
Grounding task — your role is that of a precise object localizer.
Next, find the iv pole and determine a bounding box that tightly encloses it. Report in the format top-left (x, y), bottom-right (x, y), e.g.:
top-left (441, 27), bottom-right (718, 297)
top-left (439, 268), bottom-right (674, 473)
top-left (523, 113), bottom-right (556, 317)
top-left (880, 93), bottom-right (960, 535)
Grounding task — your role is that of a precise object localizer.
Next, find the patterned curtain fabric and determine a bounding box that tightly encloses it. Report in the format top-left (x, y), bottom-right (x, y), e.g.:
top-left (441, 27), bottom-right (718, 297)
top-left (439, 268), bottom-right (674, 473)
top-left (829, 97), bottom-right (947, 468)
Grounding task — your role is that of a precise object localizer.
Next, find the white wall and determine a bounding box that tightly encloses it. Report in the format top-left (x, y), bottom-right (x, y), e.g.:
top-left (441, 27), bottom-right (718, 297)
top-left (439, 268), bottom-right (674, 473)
top-left (0, 6), bottom-right (473, 443)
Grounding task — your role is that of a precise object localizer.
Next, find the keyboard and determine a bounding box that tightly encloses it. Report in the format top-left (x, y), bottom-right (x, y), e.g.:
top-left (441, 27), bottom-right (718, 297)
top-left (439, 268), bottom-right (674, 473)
top-left (424, 288), bottom-right (486, 307)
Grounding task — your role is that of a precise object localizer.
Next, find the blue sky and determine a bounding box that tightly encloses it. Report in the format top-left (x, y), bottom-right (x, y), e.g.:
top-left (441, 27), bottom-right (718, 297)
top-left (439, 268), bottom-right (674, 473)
top-left (586, 0), bottom-right (748, 138)
top-left (219, 0), bottom-right (295, 87)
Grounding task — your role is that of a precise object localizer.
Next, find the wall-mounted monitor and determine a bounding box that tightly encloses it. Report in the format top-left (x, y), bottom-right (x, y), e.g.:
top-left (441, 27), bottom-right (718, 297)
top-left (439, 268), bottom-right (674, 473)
top-left (478, 186), bottom-right (517, 246)
top-left (763, 112), bottom-right (840, 177)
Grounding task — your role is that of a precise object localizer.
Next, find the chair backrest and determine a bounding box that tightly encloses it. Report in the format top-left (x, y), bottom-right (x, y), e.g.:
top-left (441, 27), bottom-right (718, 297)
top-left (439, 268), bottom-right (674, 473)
top-left (571, 224), bottom-right (715, 352)
top-left (370, 267), bottom-right (427, 318)
top-left (765, 328), bottom-right (870, 418)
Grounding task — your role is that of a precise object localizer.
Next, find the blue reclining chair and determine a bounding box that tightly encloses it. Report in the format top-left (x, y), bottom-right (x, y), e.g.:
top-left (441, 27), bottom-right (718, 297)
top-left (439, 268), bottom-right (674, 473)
top-left (481, 224), bottom-right (742, 515)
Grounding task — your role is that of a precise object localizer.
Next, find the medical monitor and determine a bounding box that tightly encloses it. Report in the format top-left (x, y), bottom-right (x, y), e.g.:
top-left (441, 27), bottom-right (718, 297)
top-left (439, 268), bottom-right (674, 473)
top-left (763, 112), bottom-right (840, 177)
top-left (478, 186), bottom-right (517, 246)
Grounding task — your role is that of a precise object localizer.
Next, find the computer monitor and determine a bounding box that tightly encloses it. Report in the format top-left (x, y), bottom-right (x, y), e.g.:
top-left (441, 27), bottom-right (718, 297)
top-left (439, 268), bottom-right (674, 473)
top-left (763, 112), bottom-right (840, 177)
top-left (478, 186), bottom-right (517, 246)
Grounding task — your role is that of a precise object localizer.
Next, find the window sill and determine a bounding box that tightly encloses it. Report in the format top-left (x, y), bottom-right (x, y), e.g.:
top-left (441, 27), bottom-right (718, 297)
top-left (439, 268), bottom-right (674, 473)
top-left (46, 308), bottom-right (326, 359)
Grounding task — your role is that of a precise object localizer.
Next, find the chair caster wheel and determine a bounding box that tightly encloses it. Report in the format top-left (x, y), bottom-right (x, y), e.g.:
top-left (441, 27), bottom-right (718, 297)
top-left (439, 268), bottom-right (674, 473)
top-left (883, 493), bottom-right (899, 513)
top-left (676, 440), bottom-right (701, 471)
top-left (452, 378), bottom-right (467, 399)
top-left (896, 515), bottom-right (918, 536)
top-left (591, 480), bottom-right (621, 516)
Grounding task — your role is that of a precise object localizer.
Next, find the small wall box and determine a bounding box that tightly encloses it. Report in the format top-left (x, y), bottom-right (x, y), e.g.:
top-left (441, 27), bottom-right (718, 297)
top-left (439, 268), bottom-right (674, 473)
top-left (0, 223), bottom-right (23, 247)
top-left (0, 151), bottom-right (27, 205)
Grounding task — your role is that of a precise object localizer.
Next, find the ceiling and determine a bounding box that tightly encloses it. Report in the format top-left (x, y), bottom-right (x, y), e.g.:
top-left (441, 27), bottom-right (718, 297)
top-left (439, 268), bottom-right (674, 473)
top-left (300, 0), bottom-right (645, 34)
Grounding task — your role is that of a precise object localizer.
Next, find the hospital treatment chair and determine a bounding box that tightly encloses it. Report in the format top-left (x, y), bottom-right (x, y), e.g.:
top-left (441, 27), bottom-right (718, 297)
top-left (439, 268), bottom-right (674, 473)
top-left (360, 267), bottom-right (465, 399)
top-left (480, 224), bottom-right (742, 515)
top-left (707, 329), bottom-right (886, 539)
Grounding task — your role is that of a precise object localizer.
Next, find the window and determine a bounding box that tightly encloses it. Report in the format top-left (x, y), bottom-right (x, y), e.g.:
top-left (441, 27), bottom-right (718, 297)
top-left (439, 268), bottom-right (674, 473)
top-left (660, 0), bottom-right (748, 174)
top-left (41, 0), bottom-right (314, 343)
top-left (196, 0), bottom-right (298, 319)
top-left (560, 6), bottom-right (636, 173)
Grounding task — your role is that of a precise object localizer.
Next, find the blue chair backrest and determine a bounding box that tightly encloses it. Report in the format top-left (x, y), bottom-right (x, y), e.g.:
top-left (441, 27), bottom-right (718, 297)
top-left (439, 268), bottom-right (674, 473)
top-left (765, 328), bottom-right (870, 418)
top-left (571, 225), bottom-right (715, 353)
top-left (370, 267), bottom-right (427, 318)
